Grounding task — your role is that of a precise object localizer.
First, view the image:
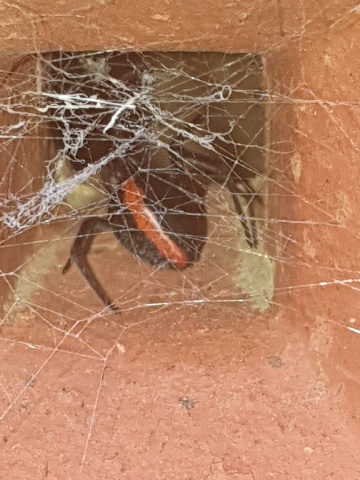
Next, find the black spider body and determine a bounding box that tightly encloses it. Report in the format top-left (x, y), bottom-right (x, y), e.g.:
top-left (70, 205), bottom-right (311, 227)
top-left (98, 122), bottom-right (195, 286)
top-left (63, 167), bottom-right (208, 312)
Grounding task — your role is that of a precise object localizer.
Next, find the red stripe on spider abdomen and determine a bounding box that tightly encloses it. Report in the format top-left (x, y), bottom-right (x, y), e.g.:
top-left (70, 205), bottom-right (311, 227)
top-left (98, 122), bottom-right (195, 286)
top-left (122, 178), bottom-right (189, 269)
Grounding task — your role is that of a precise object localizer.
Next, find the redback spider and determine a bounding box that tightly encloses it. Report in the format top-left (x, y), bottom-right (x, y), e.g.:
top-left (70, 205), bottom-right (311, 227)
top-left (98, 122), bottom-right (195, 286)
top-left (63, 155), bottom-right (258, 313)
top-left (63, 162), bottom-right (209, 313)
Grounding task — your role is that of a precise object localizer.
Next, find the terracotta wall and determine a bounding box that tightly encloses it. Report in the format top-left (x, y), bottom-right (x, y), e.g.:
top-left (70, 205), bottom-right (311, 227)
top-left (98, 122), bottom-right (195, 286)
top-left (0, 0), bottom-right (359, 418)
top-left (267, 18), bottom-right (360, 422)
top-left (0, 57), bottom-right (49, 305)
top-left (0, 1), bottom-right (357, 55)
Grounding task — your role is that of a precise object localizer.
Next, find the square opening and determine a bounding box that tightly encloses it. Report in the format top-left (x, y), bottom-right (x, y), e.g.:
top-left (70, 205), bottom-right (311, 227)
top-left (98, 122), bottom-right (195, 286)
top-left (3, 51), bottom-right (271, 316)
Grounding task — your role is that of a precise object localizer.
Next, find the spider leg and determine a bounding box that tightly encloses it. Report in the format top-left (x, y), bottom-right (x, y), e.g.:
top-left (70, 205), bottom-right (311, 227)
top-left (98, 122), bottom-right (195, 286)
top-left (226, 178), bottom-right (258, 249)
top-left (231, 191), bottom-right (258, 249)
top-left (63, 217), bottom-right (119, 313)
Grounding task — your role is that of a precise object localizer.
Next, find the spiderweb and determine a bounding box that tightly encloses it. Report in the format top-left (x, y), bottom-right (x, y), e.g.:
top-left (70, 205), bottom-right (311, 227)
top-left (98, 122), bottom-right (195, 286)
top-left (2, 51), bottom-right (270, 315)
top-left (0, 34), bottom-right (359, 479)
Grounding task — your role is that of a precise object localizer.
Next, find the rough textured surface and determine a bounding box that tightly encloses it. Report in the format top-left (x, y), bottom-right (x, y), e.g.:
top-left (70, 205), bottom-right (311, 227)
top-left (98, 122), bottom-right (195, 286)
top-left (0, 0), bottom-right (358, 55)
top-left (1, 1), bottom-right (360, 479)
top-left (1, 251), bottom-right (360, 479)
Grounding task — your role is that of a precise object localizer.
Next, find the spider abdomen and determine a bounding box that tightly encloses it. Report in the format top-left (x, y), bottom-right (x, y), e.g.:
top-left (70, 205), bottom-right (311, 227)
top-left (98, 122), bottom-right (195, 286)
top-left (109, 174), bottom-right (208, 270)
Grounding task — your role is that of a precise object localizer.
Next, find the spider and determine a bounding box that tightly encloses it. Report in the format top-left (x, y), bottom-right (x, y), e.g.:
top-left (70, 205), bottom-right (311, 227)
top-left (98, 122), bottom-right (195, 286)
top-left (62, 162), bottom-right (209, 312)
top-left (62, 153), bottom-right (258, 313)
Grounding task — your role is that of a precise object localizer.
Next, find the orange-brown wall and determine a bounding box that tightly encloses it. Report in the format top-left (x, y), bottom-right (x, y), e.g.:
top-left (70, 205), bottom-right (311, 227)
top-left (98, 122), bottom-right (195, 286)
top-left (0, 0), bottom-right (359, 422)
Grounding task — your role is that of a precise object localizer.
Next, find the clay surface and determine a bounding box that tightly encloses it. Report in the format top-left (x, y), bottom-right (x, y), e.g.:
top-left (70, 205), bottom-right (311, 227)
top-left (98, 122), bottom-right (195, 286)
top-left (1, 234), bottom-right (359, 479)
top-left (1, 1), bottom-right (360, 479)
